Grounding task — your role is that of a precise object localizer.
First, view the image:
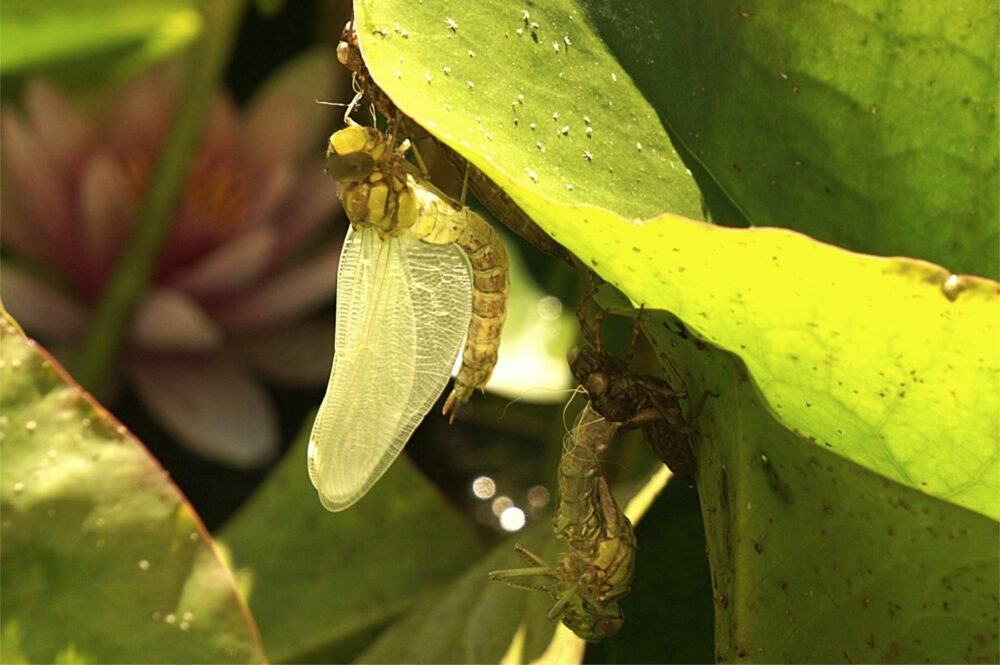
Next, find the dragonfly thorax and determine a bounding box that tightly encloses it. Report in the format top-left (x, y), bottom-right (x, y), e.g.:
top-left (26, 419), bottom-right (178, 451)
top-left (340, 170), bottom-right (419, 238)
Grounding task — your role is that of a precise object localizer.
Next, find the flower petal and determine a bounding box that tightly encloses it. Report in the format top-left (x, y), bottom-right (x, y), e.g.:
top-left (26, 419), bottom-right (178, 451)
top-left (130, 288), bottom-right (224, 352)
top-left (127, 354), bottom-right (279, 468)
top-left (1, 110), bottom-right (72, 250)
top-left (212, 241), bottom-right (341, 332)
top-left (105, 66), bottom-right (176, 156)
top-left (242, 48), bottom-right (341, 171)
top-left (168, 225), bottom-right (278, 298)
top-left (271, 166), bottom-right (342, 261)
top-left (234, 318), bottom-right (334, 387)
top-left (0, 265), bottom-right (88, 340)
top-left (240, 161), bottom-right (296, 233)
top-left (24, 79), bottom-right (91, 172)
top-left (79, 152), bottom-right (137, 267)
top-left (0, 188), bottom-right (48, 263)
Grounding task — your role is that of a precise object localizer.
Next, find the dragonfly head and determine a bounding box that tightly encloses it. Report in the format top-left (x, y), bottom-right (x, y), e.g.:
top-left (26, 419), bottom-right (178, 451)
top-left (562, 599), bottom-right (624, 642)
top-left (326, 125), bottom-right (386, 183)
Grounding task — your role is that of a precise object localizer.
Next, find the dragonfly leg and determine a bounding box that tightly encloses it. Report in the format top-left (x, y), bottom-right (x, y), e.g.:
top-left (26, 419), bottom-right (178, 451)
top-left (599, 585), bottom-right (632, 603)
top-left (576, 272), bottom-right (604, 350)
top-left (459, 162), bottom-right (470, 207)
top-left (488, 565), bottom-right (553, 582)
top-left (512, 543), bottom-right (551, 567)
top-left (342, 86), bottom-right (364, 126)
top-left (596, 476), bottom-right (622, 530)
top-left (488, 543), bottom-right (557, 591)
top-left (546, 583), bottom-right (581, 620)
top-left (623, 304), bottom-right (645, 366)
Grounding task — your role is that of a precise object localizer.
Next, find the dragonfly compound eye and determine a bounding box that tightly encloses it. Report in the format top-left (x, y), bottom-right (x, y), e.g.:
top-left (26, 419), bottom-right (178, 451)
top-left (595, 615), bottom-right (624, 638)
top-left (327, 151), bottom-right (375, 183)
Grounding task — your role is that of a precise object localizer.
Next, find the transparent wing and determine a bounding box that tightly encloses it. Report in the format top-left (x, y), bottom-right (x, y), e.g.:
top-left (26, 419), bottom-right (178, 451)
top-left (308, 225), bottom-right (473, 511)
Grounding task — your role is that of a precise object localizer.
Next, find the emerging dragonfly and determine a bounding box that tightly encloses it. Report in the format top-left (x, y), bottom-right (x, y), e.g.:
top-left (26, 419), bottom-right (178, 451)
top-left (308, 123), bottom-right (509, 511)
top-left (489, 402), bottom-right (636, 642)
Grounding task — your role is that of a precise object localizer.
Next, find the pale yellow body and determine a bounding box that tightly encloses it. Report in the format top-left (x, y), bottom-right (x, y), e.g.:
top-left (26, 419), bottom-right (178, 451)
top-left (308, 125), bottom-right (509, 511)
top-left (332, 125), bottom-right (508, 410)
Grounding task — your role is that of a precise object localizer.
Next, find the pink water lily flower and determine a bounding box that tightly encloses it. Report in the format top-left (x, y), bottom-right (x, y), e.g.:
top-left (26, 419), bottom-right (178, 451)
top-left (1, 50), bottom-right (346, 468)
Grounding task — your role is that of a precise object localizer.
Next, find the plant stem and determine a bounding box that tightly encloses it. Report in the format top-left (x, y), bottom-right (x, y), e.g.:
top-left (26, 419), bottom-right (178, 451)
top-left (72, 0), bottom-right (245, 394)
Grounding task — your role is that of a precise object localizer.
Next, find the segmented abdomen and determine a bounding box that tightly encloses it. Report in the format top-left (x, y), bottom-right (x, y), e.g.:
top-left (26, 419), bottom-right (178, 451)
top-left (555, 403), bottom-right (636, 633)
top-left (555, 404), bottom-right (618, 554)
top-left (410, 187), bottom-right (509, 414)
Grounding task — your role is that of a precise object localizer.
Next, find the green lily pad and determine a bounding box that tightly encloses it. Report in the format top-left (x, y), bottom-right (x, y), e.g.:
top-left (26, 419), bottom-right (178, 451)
top-left (0, 312), bottom-right (265, 664)
top-left (582, 0), bottom-right (999, 278)
top-left (346, 1), bottom-right (1000, 661)
top-left (354, 0), bottom-right (705, 224)
top-left (217, 414), bottom-right (484, 664)
top-left (648, 321), bottom-right (999, 662)
top-left (355, 519), bottom-right (557, 665)
top-left (352, 0), bottom-right (997, 279)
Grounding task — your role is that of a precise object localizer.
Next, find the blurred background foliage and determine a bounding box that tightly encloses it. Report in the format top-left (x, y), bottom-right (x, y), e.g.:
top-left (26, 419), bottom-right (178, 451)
top-left (1, 0), bottom-right (997, 663)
